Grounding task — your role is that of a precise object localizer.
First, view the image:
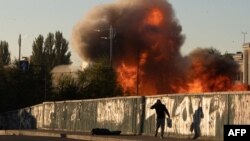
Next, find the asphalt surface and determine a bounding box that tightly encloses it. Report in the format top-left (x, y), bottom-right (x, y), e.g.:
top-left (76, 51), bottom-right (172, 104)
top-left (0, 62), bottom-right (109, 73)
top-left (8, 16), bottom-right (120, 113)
top-left (0, 130), bottom-right (221, 141)
top-left (0, 135), bottom-right (88, 141)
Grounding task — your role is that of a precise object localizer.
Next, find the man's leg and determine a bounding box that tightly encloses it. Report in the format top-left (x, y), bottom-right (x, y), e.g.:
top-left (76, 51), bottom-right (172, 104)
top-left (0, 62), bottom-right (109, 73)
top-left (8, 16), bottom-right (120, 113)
top-left (160, 119), bottom-right (165, 139)
top-left (193, 123), bottom-right (200, 139)
top-left (161, 123), bottom-right (165, 137)
top-left (155, 119), bottom-right (161, 137)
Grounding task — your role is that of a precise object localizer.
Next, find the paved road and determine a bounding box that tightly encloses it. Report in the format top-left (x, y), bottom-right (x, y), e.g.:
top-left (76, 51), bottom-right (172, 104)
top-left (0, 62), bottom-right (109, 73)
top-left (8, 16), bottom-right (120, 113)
top-left (0, 135), bottom-right (88, 141)
top-left (0, 130), bottom-right (221, 141)
top-left (0, 135), bottom-right (210, 141)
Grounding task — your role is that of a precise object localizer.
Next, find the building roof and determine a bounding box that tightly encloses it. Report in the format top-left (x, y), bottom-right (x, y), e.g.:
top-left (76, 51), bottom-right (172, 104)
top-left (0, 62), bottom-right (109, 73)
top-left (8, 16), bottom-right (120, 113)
top-left (243, 42), bottom-right (250, 48)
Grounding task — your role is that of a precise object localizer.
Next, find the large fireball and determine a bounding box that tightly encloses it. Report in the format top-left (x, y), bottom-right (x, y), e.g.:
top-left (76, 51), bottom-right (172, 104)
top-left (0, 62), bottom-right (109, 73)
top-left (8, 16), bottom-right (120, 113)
top-left (72, 0), bottom-right (248, 95)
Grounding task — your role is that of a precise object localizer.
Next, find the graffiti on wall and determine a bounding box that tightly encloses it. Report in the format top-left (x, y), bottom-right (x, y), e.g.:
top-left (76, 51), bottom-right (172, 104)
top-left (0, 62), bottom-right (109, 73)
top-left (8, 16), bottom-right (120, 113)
top-left (1, 93), bottom-right (250, 140)
top-left (32, 105), bottom-right (43, 128)
top-left (231, 95), bottom-right (250, 124)
top-left (97, 99), bottom-right (125, 125)
top-left (43, 103), bottom-right (55, 127)
top-left (145, 94), bottom-right (227, 136)
top-left (70, 105), bottom-right (78, 121)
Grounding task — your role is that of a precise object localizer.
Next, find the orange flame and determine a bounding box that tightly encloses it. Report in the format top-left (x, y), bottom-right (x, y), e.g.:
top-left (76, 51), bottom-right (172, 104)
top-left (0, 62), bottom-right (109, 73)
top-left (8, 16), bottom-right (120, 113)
top-left (232, 82), bottom-right (249, 91)
top-left (185, 79), bottom-right (203, 93)
top-left (139, 52), bottom-right (148, 66)
top-left (73, 0), bottom-right (249, 96)
top-left (116, 6), bottom-right (249, 95)
top-left (116, 53), bottom-right (149, 95)
top-left (145, 8), bottom-right (163, 26)
top-left (116, 62), bottom-right (137, 94)
top-left (171, 55), bottom-right (248, 93)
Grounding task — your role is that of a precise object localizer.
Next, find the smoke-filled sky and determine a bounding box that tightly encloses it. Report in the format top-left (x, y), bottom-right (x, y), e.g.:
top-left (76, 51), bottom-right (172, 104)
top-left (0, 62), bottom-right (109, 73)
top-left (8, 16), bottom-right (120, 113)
top-left (1, 0), bottom-right (250, 68)
top-left (71, 0), bottom-right (247, 95)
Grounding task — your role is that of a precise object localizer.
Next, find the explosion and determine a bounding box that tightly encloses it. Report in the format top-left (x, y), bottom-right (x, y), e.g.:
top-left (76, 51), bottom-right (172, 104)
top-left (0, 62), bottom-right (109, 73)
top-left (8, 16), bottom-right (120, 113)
top-left (72, 0), bottom-right (248, 95)
top-left (145, 8), bottom-right (164, 26)
top-left (172, 48), bottom-right (248, 93)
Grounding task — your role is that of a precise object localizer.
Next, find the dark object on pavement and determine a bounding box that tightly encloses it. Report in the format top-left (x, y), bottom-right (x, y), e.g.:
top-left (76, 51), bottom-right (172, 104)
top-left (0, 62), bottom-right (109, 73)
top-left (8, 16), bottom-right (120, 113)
top-left (91, 128), bottom-right (121, 135)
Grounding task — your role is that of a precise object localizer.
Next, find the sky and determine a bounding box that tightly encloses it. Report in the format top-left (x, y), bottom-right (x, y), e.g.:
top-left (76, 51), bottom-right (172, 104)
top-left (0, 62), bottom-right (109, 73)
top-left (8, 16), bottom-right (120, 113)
top-left (1, 0), bottom-right (250, 68)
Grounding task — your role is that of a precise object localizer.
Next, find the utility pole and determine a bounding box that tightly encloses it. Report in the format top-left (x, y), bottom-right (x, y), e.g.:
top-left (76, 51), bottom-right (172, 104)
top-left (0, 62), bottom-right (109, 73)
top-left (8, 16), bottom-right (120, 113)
top-left (109, 25), bottom-right (114, 67)
top-left (242, 32), bottom-right (247, 44)
top-left (96, 25), bottom-right (115, 67)
top-left (18, 34), bottom-right (21, 63)
top-left (136, 48), bottom-right (139, 96)
top-left (44, 66), bottom-right (47, 101)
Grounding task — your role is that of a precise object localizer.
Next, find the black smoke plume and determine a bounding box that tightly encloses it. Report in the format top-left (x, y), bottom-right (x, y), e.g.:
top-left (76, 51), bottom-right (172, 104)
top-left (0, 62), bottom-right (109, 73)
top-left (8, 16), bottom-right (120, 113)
top-left (72, 0), bottom-right (243, 95)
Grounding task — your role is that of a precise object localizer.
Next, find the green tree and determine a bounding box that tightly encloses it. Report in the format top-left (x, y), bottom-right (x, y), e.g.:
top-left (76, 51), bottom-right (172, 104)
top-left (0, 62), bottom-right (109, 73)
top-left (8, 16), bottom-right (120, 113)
top-left (29, 31), bottom-right (72, 101)
top-left (0, 40), bottom-right (11, 67)
top-left (30, 31), bottom-right (71, 71)
top-left (44, 33), bottom-right (55, 70)
top-left (77, 56), bottom-right (122, 99)
top-left (54, 31), bottom-right (71, 67)
top-left (54, 74), bottom-right (78, 100)
top-left (30, 35), bottom-right (44, 67)
top-left (0, 61), bottom-right (45, 112)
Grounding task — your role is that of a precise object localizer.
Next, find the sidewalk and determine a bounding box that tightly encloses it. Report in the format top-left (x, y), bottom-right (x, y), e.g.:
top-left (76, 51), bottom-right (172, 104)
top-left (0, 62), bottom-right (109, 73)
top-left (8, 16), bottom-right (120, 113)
top-left (0, 130), bottom-right (221, 141)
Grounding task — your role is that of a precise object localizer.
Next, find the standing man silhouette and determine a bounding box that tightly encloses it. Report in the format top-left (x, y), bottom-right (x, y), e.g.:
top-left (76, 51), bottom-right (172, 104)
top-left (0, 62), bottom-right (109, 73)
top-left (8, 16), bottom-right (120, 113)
top-left (191, 102), bottom-right (204, 139)
top-left (150, 99), bottom-right (171, 139)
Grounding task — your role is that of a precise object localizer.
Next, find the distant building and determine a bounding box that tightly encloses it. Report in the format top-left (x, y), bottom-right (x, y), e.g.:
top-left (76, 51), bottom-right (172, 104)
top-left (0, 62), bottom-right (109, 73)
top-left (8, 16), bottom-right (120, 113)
top-left (243, 43), bottom-right (250, 85)
top-left (51, 65), bottom-right (80, 90)
top-left (231, 51), bottom-right (243, 82)
top-left (223, 43), bottom-right (250, 84)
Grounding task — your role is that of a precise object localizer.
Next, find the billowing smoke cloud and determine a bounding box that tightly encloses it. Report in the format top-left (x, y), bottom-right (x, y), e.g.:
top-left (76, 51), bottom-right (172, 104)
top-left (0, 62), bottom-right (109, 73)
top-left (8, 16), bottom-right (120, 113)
top-left (173, 48), bottom-right (243, 93)
top-left (72, 0), bottom-right (245, 95)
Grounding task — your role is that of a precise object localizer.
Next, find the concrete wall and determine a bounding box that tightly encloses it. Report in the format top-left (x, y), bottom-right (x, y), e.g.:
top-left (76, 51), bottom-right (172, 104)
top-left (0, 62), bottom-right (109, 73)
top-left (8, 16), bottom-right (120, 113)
top-left (1, 92), bottom-right (250, 140)
top-left (144, 94), bottom-right (229, 139)
top-left (30, 96), bottom-right (143, 134)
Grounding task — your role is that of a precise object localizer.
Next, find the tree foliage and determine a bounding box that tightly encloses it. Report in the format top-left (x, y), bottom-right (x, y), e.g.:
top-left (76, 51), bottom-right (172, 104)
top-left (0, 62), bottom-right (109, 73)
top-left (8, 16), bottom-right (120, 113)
top-left (53, 74), bottom-right (78, 100)
top-left (29, 31), bottom-right (71, 101)
top-left (0, 40), bottom-right (11, 67)
top-left (54, 32), bottom-right (71, 66)
top-left (77, 56), bottom-right (123, 99)
top-left (0, 31), bottom-right (125, 112)
top-left (30, 31), bottom-right (71, 72)
top-left (30, 35), bottom-right (44, 67)
top-left (0, 62), bottom-right (45, 112)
